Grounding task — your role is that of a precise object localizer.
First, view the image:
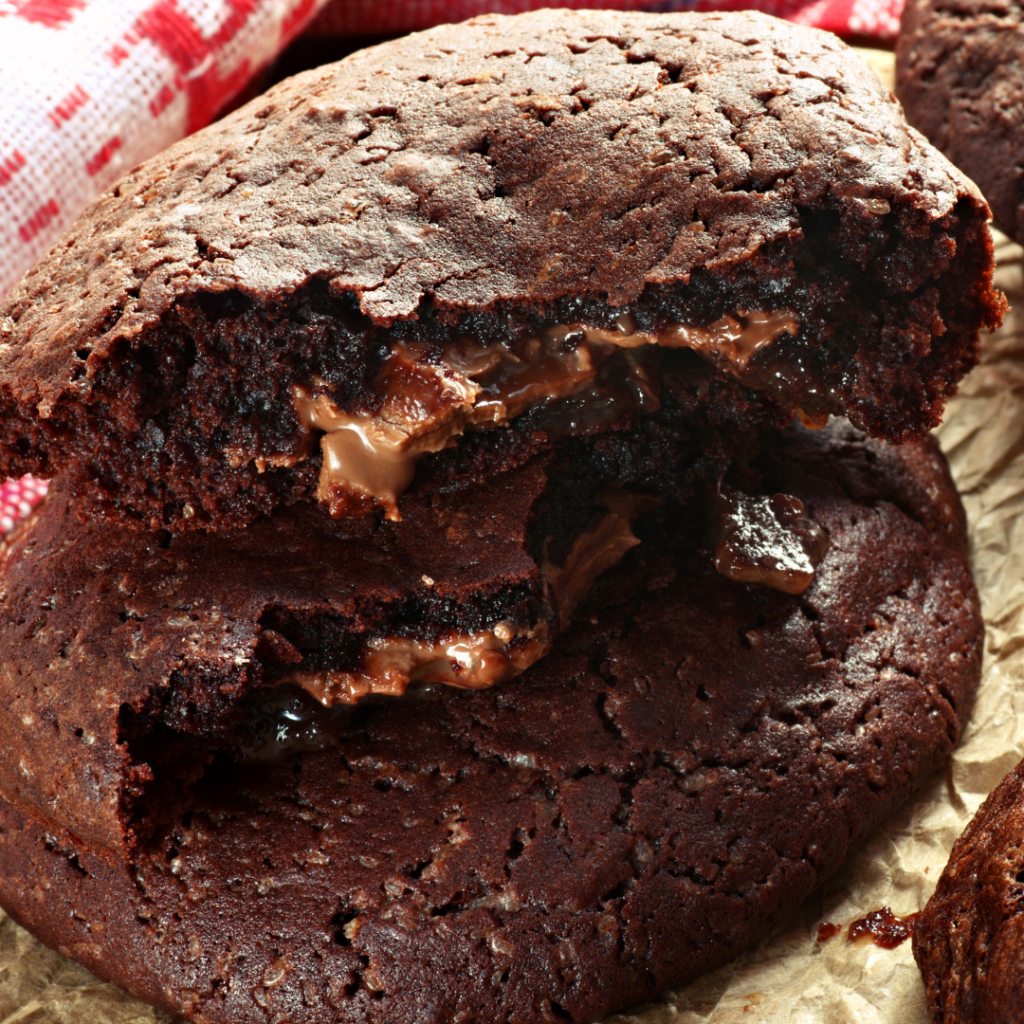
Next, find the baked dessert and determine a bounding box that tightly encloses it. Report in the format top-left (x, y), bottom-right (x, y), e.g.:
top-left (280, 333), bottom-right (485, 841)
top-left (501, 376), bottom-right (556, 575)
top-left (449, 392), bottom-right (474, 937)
top-left (0, 10), bottom-right (1003, 532)
top-left (914, 757), bottom-right (1024, 1023)
top-left (0, 420), bottom-right (984, 1023)
top-left (897, 0), bottom-right (1024, 243)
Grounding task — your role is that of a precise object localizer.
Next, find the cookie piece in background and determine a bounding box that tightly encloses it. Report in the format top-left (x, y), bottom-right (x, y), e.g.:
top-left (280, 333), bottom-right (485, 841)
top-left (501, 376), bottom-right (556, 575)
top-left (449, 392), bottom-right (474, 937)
top-left (897, 0), bottom-right (1024, 244)
top-left (0, 10), bottom-right (1003, 532)
top-left (914, 757), bottom-right (1024, 1023)
top-left (0, 421), bottom-right (983, 1024)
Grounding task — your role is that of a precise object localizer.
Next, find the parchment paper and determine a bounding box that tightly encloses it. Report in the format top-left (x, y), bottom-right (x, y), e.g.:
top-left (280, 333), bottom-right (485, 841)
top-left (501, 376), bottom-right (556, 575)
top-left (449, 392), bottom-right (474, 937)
top-left (0, 50), bottom-right (1019, 1024)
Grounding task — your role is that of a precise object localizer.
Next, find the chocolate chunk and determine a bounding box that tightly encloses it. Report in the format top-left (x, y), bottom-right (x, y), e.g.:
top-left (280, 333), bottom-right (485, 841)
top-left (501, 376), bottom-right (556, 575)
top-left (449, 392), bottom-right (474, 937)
top-left (714, 488), bottom-right (829, 594)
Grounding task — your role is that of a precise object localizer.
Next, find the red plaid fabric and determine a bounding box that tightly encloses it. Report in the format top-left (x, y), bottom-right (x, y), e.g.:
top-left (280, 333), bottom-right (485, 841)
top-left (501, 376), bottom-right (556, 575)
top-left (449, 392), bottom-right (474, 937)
top-left (0, 476), bottom-right (48, 535)
top-left (307, 0), bottom-right (902, 43)
top-left (0, 0), bottom-right (333, 300)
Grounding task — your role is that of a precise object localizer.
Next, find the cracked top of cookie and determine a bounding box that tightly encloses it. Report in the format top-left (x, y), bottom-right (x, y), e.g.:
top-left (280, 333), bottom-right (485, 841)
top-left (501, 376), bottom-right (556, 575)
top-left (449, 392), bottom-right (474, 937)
top-left (0, 9), bottom-right (987, 332)
top-left (0, 9), bottom-right (1004, 531)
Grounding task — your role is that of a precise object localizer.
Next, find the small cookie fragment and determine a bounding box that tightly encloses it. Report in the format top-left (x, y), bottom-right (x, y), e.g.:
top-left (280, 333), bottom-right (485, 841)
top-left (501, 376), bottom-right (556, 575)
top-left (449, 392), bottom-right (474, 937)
top-left (914, 757), bottom-right (1024, 1023)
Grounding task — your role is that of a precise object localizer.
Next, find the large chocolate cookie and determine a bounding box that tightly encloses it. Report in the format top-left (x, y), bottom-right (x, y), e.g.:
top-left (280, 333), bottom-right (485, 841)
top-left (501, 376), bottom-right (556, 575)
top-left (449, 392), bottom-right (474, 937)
top-left (914, 758), bottom-right (1024, 1022)
top-left (897, 0), bottom-right (1024, 243)
top-left (0, 10), bottom-right (1002, 531)
top-left (0, 422), bottom-right (982, 1023)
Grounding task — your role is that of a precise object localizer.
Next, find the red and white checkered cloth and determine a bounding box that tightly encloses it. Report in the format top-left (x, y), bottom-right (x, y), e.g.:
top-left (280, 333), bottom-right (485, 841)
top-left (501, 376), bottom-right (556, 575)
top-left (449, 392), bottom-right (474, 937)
top-left (308, 0), bottom-right (902, 43)
top-left (0, 476), bottom-right (47, 535)
top-left (0, 0), bottom-right (333, 300)
top-left (0, 0), bottom-right (902, 534)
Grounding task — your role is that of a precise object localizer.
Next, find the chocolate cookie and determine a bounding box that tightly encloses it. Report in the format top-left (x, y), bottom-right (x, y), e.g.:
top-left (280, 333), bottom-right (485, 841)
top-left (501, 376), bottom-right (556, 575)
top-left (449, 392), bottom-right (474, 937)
top-left (0, 10), bottom-right (1003, 531)
top-left (914, 758), bottom-right (1024, 1023)
top-left (897, 0), bottom-right (1024, 243)
top-left (0, 421), bottom-right (982, 1023)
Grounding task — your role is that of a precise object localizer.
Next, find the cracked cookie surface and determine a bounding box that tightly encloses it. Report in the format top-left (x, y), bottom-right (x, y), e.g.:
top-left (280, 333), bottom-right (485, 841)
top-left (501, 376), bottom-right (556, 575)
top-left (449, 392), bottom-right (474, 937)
top-left (0, 9), bottom-right (1002, 530)
top-left (0, 421), bottom-right (982, 1024)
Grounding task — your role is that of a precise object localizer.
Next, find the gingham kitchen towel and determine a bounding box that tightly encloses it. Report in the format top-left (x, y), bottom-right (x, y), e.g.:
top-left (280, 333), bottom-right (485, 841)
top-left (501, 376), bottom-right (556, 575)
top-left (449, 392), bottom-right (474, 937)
top-left (0, 0), bottom-right (335, 300)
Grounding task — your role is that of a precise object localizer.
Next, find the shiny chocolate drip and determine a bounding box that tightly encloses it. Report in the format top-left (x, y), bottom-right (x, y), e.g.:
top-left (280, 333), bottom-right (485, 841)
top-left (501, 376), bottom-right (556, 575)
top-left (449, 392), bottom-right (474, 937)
top-left (659, 310), bottom-right (799, 370)
top-left (294, 335), bottom-right (600, 520)
top-left (269, 503), bottom-right (645, 708)
top-left (276, 626), bottom-right (552, 707)
top-left (527, 348), bottom-right (661, 438)
top-left (714, 487), bottom-right (829, 595)
top-left (293, 346), bottom-right (487, 521)
top-left (542, 505), bottom-right (642, 630)
top-left (233, 687), bottom-right (355, 763)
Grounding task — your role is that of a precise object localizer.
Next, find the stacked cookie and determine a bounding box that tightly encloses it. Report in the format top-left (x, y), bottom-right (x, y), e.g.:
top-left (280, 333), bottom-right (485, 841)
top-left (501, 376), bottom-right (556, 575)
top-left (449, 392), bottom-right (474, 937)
top-left (0, 11), bottom-right (1004, 1024)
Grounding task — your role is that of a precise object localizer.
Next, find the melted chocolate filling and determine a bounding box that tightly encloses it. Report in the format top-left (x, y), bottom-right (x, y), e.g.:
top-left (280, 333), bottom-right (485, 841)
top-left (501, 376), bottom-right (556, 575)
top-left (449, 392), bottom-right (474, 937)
top-left (231, 688), bottom-right (354, 763)
top-left (279, 309), bottom-right (796, 519)
top-left (268, 506), bottom-right (643, 708)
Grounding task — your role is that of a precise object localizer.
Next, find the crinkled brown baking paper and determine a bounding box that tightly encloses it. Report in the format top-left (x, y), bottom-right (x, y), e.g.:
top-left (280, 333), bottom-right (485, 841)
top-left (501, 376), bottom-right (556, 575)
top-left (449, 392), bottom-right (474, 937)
top-left (0, 49), bottom-right (1018, 1024)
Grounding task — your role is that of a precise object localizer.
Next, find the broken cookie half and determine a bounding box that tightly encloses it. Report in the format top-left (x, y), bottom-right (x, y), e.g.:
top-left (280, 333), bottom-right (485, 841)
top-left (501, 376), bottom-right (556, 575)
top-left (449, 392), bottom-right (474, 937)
top-left (0, 9), bottom-right (1003, 530)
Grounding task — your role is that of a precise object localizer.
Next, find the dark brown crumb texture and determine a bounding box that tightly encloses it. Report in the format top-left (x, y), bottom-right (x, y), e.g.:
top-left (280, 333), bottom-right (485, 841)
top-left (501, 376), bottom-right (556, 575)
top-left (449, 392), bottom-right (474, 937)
top-left (0, 453), bottom-right (622, 854)
top-left (897, 0), bottom-right (1024, 243)
top-left (914, 756), bottom-right (1024, 1023)
top-left (0, 421), bottom-right (983, 1024)
top-left (0, 9), bottom-right (1004, 531)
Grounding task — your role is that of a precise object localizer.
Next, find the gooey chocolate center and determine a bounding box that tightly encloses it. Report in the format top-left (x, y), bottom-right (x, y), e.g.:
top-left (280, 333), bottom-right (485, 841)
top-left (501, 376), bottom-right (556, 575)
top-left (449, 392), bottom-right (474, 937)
top-left (270, 503), bottom-right (642, 708)
top-left (288, 309), bottom-right (798, 520)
